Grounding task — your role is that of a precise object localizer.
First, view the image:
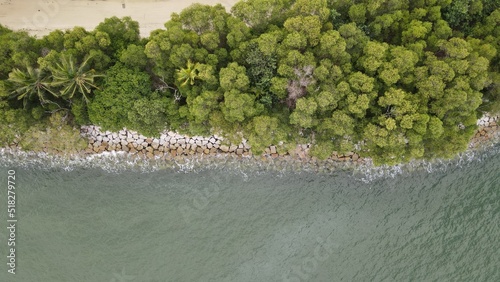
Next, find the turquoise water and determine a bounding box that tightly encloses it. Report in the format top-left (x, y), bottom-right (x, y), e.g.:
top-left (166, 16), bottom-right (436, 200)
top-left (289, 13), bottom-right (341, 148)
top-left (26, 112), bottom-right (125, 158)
top-left (0, 145), bottom-right (499, 282)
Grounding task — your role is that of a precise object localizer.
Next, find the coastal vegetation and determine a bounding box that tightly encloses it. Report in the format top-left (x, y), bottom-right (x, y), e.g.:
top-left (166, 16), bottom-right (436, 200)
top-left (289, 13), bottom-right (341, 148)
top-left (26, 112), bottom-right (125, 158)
top-left (1, 0), bottom-right (499, 165)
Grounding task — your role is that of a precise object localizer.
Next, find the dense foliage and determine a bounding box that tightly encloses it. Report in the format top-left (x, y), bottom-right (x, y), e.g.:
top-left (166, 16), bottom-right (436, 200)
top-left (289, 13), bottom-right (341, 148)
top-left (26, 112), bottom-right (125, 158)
top-left (1, 0), bottom-right (500, 164)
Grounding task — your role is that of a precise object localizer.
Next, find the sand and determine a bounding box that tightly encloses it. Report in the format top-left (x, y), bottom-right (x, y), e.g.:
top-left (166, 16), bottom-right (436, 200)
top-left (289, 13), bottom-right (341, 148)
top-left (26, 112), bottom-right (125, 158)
top-left (0, 0), bottom-right (240, 38)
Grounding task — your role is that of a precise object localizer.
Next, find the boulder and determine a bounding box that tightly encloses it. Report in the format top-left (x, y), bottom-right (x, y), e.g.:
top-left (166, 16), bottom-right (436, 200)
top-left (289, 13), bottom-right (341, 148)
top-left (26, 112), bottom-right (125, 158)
top-left (152, 142), bottom-right (160, 150)
top-left (270, 146), bottom-right (277, 154)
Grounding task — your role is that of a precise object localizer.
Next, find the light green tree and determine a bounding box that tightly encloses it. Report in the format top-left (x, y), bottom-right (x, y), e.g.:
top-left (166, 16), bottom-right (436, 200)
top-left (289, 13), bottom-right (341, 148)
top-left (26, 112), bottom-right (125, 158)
top-left (50, 54), bottom-right (102, 104)
top-left (8, 66), bottom-right (56, 107)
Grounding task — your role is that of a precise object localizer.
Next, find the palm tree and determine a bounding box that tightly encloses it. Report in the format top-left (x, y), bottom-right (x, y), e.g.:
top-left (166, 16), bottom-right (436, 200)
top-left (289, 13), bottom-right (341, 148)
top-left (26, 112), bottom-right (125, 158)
top-left (176, 60), bottom-right (199, 86)
top-left (7, 66), bottom-right (56, 108)
top-left (50, 54), bottom-right (102, 104)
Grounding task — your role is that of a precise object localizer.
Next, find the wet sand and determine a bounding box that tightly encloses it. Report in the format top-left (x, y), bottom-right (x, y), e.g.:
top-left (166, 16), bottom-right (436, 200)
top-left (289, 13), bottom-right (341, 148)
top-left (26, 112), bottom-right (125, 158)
top-left (0, 0), bottom-right (239, 37)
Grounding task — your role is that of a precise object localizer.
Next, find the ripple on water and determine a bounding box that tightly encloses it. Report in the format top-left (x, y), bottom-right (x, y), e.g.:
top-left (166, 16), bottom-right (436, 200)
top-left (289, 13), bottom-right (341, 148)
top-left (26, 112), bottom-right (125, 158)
top-left (1, 143), bottom-right (499, 181)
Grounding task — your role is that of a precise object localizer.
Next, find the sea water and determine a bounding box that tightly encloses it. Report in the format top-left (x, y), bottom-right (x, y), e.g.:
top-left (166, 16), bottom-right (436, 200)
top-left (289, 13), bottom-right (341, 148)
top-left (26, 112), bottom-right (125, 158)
top-left (0, 144), bottom-right (499, 282)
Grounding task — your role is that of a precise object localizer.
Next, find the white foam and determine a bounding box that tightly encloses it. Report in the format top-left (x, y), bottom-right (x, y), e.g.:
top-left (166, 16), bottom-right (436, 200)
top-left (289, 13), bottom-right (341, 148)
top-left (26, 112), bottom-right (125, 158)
top-left (353, 143), bottom-right (500, 183)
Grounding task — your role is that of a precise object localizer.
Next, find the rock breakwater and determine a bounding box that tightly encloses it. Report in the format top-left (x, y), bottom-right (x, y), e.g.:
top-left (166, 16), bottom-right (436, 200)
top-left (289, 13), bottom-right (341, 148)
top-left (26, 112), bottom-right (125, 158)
top-left (469, 114), bottom-right (500, 148)
top-left (80, 126), bottom-right (365, 163)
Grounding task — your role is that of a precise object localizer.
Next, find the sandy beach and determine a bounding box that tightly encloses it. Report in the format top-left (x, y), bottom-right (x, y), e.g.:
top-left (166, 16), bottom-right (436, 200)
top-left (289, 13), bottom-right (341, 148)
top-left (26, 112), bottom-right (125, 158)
top-left (0, 0), bottom-right (240, 37)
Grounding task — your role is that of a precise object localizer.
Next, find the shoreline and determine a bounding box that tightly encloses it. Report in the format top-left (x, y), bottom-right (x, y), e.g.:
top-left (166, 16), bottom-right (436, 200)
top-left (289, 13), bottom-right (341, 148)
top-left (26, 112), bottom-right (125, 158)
top-left (1, 114), bottom-right (499, 173)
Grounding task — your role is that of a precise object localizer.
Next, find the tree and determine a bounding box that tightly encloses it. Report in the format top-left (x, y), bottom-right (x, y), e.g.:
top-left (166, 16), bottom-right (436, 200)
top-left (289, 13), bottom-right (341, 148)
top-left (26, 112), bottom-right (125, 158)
top-left (348, 3), bottom-right (367, 24)
top-left (0, 100), bottom-right (37, 145)
top-left (219, 62), bottom-right (250, 91)
top-left (127, 93), bottom-right (170, 137)
top-left (119, 44), bottom-right (147, 68)
top-left (190, 90), bottom-right (221, 124)
top-left (283, 16), bottom-right (322, 47)
top-left (50, 54), bottom-right (102, 104)
top-left (245, 42), bottom-right (278, 106)
top-left (7, 66), bottom-right (56, 108)
top-left (290, 97), bottom-right (318, 128)
top-left (246, 115), bottom-right (289, 154)
top-left (176, 60), bottom-right (199, 87)
top-left (88, 64), bottom-right (152, 131)
top-left (289, 0), bottom-right (331, 23)
top-left (231, 0), bottom-right (294, 33)
top-left (221, 89), bottom-right (264, 123)
top-left (178, 3), bottom-right (230, 35)
top-left (95, 16), bottom-right (140, 57)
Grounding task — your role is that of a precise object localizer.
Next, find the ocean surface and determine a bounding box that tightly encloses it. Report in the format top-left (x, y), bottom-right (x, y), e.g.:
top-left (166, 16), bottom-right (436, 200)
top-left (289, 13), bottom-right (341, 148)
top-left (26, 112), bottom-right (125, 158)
top-left (0, 144), bottom-right (499, 282)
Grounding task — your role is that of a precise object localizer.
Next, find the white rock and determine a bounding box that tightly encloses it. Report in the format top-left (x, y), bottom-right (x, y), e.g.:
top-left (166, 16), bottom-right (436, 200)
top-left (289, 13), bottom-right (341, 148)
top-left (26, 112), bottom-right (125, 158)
top-left (270, 146), bottom-right (277, 154)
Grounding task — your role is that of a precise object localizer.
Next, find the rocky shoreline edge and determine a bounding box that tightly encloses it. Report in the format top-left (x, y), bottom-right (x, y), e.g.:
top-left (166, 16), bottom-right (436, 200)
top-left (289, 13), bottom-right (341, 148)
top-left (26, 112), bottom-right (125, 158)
top-left (1, 114), bottom-right (499, 172)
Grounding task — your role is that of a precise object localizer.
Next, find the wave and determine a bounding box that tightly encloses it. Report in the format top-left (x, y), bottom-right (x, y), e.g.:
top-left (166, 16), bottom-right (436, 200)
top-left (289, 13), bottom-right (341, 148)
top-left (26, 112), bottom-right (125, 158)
top-left (353, 142), bottom-right (500, 183)
top-left (1, 142), bottom-right (499, 182)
